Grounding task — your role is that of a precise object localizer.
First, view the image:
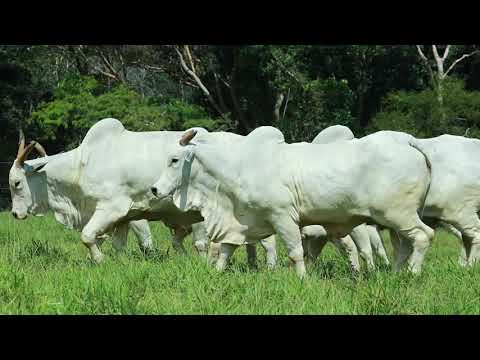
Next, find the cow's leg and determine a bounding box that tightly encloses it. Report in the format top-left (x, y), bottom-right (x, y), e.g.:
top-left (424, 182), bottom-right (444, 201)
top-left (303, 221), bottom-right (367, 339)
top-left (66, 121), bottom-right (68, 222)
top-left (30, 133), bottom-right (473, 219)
top-left (333, 236), bottom-right (361, 272)
top-left (96, 235), bottom-right (109, 248)
top-left (246, 243), bottom-right (257, 269)
top-left (393, 218), bottom-right (434, 274)
top-left (367, 226), bottom-right (390, 266)
top-left (305, 236), bottom-right (328, 262)
top-left (192, 222), bottom-right (209, 258)
top-left (389, 230), bottom-right (412, 272)
top-left (440, 222), bottom-right (467, 267)
top-left (260, 235), bottom-right (277, 270)
top-left (215, 243), bottom-right (239, 272)
top-left (272, 219), bottom-right (305, 279)
top-left (81, 200), bottom-right (131, 263)
top-left (350, 225), bottom-right (375, 271)
top-left (450, 214), bottom-right (480, 266)
top-left (207, 242), bottom-right (221, 265)
top-left (112, 223), bottom-right (129, 252)
top-left (170, 226), bottom-right (191, 254)
top-left (301, 226), bottom-right (328, 262)
top-left (128, 220), bottom-right (154, 254)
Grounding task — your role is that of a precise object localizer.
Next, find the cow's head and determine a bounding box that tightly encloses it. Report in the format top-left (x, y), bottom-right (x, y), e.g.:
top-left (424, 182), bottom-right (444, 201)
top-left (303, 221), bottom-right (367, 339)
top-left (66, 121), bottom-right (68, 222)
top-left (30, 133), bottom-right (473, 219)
top-left (151, 129), bottom-right (199, 209)
top-left (9, 130), bottom-right (49, 219)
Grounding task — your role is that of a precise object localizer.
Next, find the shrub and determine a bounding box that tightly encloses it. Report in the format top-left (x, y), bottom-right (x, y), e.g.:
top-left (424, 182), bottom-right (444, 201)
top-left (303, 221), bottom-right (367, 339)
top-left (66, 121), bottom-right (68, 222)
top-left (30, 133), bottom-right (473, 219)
top-left (28, 76), bottom-right (219, 149)
top-left (370, 77), bottom-right (480, 138)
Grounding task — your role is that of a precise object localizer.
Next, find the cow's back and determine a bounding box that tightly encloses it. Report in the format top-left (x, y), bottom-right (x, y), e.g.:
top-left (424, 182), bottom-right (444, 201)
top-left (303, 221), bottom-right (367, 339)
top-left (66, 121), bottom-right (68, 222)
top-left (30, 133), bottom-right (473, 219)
top-left (274, 139), bottom-right (430, 223)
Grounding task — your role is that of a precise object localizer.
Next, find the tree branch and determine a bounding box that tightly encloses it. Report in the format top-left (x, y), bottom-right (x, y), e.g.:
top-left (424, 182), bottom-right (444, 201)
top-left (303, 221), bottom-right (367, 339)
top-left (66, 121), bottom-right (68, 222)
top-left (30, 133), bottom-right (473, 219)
top-left (184, 45), bottom-right (196, 74)
top-left (444, 50), bottom-right (480, 77)
top-left (416, 45), bottom-right (436, 84)
top-left (174, 45), bottom-right (228, 121)
top-left (282, 87), bottom-right (291, 120)
top-left (442, 45), bottom-right (451, 61)
top-left (432, 45), bottom-right (444, 76)
top-left (273, 93), bottom-right (285, 123)
top-left (213, 72), bottom-right (230, 115)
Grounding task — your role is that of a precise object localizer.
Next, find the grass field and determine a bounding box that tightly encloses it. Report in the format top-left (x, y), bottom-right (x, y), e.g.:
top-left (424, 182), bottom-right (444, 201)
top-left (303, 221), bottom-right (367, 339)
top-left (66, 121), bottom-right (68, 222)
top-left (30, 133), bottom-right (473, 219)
top-left (1, 211), bottom-right (480, 315)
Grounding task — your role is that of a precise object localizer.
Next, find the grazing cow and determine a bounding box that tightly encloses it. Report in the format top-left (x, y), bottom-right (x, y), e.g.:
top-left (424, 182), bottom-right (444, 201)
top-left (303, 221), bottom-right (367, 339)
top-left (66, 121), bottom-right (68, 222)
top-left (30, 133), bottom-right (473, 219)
top-left (151, 126), bottom-right (433, 278)
top-left (362, 130), bottom-right (480, 269)
top-left (9, 119), bottom-right (276, 265)
top-left (8, 133), bottom-right (155, 253)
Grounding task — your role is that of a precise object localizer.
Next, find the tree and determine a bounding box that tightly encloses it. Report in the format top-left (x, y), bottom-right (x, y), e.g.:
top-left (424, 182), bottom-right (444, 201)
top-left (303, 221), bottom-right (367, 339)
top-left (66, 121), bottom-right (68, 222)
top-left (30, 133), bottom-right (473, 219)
top-left (416, 45), bottom-right (480, 121)
top-left (27, 76), bottom-right (218, 151)
top-left (370, 77), bottom-right (480, 138)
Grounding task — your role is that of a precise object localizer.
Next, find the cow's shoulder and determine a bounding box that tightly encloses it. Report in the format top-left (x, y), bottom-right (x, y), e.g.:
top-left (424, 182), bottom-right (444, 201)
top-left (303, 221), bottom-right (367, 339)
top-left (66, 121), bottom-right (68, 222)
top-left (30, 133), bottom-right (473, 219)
top-left (81, 118), bottom-right (126, 148)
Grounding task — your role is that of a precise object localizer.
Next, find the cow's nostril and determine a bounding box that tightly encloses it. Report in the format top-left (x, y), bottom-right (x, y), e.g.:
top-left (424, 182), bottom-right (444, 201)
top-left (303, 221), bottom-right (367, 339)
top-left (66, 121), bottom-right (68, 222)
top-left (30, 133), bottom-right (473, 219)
top-left (12, 211), bottom-right (18, 219)
top-left (151, 187), bottom-right (158, 196)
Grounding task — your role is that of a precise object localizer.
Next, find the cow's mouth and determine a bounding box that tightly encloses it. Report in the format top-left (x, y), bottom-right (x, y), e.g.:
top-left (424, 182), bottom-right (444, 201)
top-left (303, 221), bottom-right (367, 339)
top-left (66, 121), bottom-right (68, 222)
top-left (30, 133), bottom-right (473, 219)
top-left (151, 191), bottom-right (173, 202)
top-left (12, 212), bottom-right (28, 220)
top-left (151, 186), bottom-right (175, 201)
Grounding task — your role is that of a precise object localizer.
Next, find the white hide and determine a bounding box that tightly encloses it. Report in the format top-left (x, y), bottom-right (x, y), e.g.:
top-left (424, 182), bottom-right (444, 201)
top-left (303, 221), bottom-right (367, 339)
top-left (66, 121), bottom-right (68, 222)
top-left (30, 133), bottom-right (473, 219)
top-left (9, 118), bottom-right (277, 264)
top-left (152, 126), bottom-right (434, 277)
top-left (301, 125), bottom-right (390, 269)
top-left (363, 130), bottom-right (480, 267)
top-left (8, 119), bottom-right (213, 261)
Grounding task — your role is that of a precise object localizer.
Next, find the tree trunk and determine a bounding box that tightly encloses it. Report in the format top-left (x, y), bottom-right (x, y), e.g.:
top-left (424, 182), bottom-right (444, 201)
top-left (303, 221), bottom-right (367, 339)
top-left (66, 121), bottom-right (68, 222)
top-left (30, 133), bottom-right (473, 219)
top-left (436, 78), bottom-right (446, 122)
top-left (274, 93), bottom-right (285, 123)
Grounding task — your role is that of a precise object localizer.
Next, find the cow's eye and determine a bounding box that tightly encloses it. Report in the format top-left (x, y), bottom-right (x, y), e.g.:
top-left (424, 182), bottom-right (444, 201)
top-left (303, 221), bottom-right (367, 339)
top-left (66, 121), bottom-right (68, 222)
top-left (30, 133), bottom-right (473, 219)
top-left (14, 181), bottom-right (20, 188)
top-left (171, 158), bottom-right (179, 165)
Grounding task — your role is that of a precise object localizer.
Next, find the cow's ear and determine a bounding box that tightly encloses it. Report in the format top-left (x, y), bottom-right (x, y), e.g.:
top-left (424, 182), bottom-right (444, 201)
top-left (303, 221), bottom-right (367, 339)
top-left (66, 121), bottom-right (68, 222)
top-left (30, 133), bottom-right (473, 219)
top-left (33, 162), bottom-right (47, 172)
top-left (26, 161), bottom-right (48, 174)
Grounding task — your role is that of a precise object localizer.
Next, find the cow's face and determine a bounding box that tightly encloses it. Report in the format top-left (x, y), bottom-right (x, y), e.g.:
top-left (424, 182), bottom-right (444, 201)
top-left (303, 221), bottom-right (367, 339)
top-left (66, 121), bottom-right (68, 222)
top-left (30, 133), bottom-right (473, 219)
top-left (9, 131), bottom-right (49, 220)
top-left (151, 147), bottom-right (194, 202)
top-left (9, 160), bottom-right (48, 219)
top-left (151, 129), bottom-right (198, 206)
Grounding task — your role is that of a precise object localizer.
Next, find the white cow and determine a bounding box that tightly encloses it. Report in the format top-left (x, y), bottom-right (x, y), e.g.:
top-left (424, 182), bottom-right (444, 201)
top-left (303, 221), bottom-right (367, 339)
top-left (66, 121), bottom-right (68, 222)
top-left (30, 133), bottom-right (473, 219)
top-left (151, 126), bottom-right (434, 278)
top-left (362, 130), bottom-right (480, 269)
top-left (9, 119), bottom-right (276, 265)
top-left (304, 125), bottom-right (390, 269)
top-left (201, 124), bottom-right (387, 271)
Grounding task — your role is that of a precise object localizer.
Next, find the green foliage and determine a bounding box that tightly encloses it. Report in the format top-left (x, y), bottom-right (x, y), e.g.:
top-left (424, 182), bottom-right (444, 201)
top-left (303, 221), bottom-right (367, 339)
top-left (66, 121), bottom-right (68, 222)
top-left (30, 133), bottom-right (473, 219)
top-left (279, 78), bottom-right (356, 142)
top-left (370, 77), bottom-right (480, 138)
top-left (28, 77), bottom-right (218, 149)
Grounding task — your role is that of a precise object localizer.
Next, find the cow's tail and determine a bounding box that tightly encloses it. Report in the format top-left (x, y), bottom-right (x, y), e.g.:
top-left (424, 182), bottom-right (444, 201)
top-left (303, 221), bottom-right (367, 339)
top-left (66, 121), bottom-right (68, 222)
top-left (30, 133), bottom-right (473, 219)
top-left (408, 140), bottom-right (432, 218)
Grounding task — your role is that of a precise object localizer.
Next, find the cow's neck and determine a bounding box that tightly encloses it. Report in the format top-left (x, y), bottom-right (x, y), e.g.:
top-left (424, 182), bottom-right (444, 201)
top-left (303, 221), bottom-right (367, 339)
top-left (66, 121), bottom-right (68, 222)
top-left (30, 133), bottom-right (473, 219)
top-left (176, 165), bottom-right (245, 243)
top-left (27, 149), bottom-right (93, 230)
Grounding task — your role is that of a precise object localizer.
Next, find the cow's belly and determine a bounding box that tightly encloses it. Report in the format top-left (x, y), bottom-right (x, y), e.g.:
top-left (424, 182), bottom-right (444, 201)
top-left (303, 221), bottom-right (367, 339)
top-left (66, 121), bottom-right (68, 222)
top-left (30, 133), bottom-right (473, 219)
top-left (126, 198), bottom-right (204, 228)
top-left (299, 207), bottom-right (371, 238)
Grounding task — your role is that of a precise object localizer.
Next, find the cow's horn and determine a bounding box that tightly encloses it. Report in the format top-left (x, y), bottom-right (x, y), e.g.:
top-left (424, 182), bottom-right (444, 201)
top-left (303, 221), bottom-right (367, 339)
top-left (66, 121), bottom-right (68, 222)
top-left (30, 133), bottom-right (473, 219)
top-left (17, 129), bottom-right (25, 159)
top-left (34, 142), bottom-right (48, 157)
top-left (16, 141), bottom-right (37, 168)
top-left (179, 129), bottom-right (198, 146)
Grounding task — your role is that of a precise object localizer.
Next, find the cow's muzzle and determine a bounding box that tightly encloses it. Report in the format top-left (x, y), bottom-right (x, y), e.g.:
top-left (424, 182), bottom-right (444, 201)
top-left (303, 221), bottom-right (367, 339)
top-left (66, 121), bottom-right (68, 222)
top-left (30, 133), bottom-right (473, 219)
top-left (151, 186), bottom-right (173, 201)
top-left (11, 211), bottom-right (27, 220)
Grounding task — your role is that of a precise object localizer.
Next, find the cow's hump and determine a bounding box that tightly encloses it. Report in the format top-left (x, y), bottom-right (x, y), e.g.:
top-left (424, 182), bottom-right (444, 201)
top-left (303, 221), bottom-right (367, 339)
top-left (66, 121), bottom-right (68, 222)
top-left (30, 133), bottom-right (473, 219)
top-left (79, 118), bottom-right (126, 167)
top-left (81, 118), bottom-right (125, 148)
top-left (246, 126), bottom-right (285, 144)
top-left (312, 125), bottom-right (355, 144)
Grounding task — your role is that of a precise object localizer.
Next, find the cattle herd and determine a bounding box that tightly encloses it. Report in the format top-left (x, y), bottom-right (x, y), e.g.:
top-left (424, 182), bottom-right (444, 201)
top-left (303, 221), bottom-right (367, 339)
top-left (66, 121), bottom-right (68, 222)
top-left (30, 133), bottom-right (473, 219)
top-left (7, 118), bottom-right (480, 279)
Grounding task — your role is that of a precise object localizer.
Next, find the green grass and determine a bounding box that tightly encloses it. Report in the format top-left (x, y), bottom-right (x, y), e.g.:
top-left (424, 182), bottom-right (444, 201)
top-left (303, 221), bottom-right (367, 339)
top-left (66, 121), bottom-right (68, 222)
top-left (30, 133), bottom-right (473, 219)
top-left (0, 211), bottom-right (479, 314)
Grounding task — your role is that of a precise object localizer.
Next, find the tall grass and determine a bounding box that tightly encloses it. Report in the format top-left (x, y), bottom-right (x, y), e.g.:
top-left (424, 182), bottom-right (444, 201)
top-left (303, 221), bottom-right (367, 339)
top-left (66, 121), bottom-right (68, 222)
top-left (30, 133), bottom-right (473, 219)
top-left (0, 211), bottom-right (478, 314)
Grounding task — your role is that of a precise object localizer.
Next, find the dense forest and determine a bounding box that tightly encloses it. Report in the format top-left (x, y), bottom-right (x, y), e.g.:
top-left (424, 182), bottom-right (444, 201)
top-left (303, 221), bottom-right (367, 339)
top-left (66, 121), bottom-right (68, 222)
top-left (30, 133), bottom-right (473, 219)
top-left (1, 44), bottom-right (480, 157)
